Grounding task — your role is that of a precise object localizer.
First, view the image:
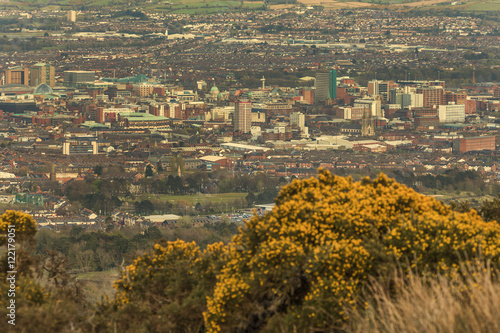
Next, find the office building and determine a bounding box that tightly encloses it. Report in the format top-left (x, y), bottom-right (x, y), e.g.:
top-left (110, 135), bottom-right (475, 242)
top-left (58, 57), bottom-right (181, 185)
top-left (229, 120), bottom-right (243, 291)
top-left (453, 136), bottom-right (495, 153)
top-left (30, 63), bottom-right (55, 87)
top-left (315, 69), bottom-right (337, 102)
top-left (438, 103), bottom-right (465, 123)
top-left (64, 71), bottom-right (96, 84)
top-left (315, 72), bottom-right (329, 102)
top-left (234, 101), bottom-right (252, 133)
top-left (329, 69), bottom-right (337, 99)
top-left (4, 67), bottom-right (29, 85)
top-left (417, 86), bottom-right (444, 108)
top-left (290, 112), bottom-right (305, 130)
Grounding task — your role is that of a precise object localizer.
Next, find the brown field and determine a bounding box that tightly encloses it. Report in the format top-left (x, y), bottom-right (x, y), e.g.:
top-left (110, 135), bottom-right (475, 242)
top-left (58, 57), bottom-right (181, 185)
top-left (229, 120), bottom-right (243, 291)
top-left (393, 0), bottom-right (451, 7)
top-left (298, 0), bottom-right (373, 8)
top-left (270, 4), bottom-right (297, 9)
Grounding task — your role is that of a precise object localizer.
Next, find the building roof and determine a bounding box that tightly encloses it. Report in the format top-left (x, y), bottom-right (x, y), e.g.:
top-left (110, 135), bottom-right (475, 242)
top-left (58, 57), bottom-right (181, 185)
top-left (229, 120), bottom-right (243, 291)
top-left (120, 113), bottom-right (169, 121)
top-left (34, 83), bottom-right (54, 95)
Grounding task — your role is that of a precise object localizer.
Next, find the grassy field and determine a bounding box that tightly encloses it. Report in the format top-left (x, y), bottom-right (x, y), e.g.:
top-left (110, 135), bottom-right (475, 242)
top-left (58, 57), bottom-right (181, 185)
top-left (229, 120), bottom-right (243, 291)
top-left (2, 0), bottom-right (264, 12)
top-left (128, 192), bottom-right (248, 205)
top-left (463, 0), bottom-right (500, 12)
top-left (74, 269), bottom-right (120, 304)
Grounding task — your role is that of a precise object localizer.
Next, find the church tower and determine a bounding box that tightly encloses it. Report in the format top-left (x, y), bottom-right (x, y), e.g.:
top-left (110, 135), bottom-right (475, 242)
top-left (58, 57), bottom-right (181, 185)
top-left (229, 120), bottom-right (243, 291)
top-left (361, 108), bottom-right (375, 136)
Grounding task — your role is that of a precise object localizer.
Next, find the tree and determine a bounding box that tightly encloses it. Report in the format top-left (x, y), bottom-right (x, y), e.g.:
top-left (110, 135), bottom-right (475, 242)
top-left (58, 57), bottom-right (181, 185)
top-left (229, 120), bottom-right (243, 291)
top-left (93, 165), bottom-right (103, 176)
top-left (134, 200), bottom-right (155, 215)
top-left (145, 165), bottom-right (154, 178)
top-left (169, 155), bottom-right (185, 176)
top-left (480, 194), bottom-right (500, 222)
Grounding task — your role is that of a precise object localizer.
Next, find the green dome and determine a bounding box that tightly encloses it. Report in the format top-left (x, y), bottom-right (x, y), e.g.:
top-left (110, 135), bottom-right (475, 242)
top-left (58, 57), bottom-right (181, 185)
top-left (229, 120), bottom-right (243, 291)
top-left (34, 83), bottom-right (54, 95)
top-left (210, 86), bottom-right (219, 92)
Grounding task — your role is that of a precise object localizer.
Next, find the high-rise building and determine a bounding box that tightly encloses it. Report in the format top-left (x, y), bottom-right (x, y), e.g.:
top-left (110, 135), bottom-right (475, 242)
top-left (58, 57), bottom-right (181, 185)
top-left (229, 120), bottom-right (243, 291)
top-left (30, 63), bottom-right (55, 87)
top-left (315, 72), bottom-right (329, 102)
top-left (290, 112), bottom-right (305, 130)
top-left (234, 101), bottom-right (252, 133)
top-left (329, 69), bottom-right (337, 99)
top-left (4, 67), bottom-right (29, 85)
top-left (368, 80), bottom-right (380, 96)
top-left (417, 86), bottom-right (444, 108)
top-left (315, 69), bottom-right (337, 102)
top-left (67, 10), bottom-right (77, 22)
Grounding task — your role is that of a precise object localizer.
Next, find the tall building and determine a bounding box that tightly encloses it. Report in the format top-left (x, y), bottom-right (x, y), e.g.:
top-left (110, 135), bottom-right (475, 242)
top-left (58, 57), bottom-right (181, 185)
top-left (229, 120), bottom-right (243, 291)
top-left (417, 86), bottom-right (444, 108)
top-left (4, 67), bottom-right (29, 85)
top-left (234, 101), bottom-right (252, 133)
top-left (30, 63), bottom-right (55, 87)
top-left (368, 80), bottom-right (380, 96)
top-left (329, 69), bottom-right (337, 99)
top-left (290, 112), bottom-right (305, 130)
top-left (315, 72), bottom-right (329, 102)
top-left (67, 10), bottom-right (77, 22)
top-left (315, 69), bottom-right (337, 102)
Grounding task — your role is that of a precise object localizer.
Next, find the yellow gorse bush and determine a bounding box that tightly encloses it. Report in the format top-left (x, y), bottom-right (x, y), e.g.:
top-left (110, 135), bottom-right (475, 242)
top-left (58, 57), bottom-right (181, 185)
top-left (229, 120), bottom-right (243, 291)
top-left (203, 170), bottom-right (500, 332)
top-left (0, 210), bottom-right (37, 246)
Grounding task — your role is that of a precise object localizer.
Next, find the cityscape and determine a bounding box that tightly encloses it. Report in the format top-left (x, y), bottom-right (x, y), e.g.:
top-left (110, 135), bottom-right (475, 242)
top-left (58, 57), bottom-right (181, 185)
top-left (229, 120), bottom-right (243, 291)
top-left (0, 0), bottom-right (500, 331)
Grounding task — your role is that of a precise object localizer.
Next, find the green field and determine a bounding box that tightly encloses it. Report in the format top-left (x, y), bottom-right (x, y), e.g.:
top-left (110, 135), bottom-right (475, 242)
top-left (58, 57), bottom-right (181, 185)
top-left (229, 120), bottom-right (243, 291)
top-left (3, 0), bottom-right (265, 12)
top-left (128, 192), bottom-right (248, 205)
top-left (463, 0), bottom-right (500, 12)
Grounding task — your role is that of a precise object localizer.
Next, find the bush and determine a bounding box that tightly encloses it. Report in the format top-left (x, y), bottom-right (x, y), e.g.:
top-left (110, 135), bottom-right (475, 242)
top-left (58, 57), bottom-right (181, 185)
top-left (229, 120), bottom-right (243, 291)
top-left (204, 170), bottom-right (500, 332)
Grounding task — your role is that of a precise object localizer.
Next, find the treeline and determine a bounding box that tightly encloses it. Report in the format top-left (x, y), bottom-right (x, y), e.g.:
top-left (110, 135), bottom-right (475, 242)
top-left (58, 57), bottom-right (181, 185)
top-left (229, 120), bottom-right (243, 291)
top-left (64, 178), bottom-right (130, 215)
top-left (389, 169), bottom-right (495, 195)
top-left (141, 171), bottom-right (282, 195)
top-left (353, 65), bottom-right (500, 87)
top-left (35, 221), bottom-right (240, 273)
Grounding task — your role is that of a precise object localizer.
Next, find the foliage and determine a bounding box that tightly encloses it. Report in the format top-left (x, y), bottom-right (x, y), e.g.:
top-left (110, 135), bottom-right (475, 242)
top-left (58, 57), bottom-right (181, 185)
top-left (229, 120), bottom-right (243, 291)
top-left (0, 212), bottom-right (93, 332)
top-left (134, 199), bottom-right (155, 215)
top-left (64, 178), bottom-right (127, 214)
top-left (0, 211), bottom-right (38, 275)
top-left (145, 165), bottom-right (154, 178)
top-left (98, 240), bottom-right (226, 332)
top-left (479, 194), bottom-right (500, 222)
top-left (36, 228), bottom-right (136, 272)
top-left (204, 170), bottom-right (500, 332)
top-left (0, 210), bottom-right (37, 247)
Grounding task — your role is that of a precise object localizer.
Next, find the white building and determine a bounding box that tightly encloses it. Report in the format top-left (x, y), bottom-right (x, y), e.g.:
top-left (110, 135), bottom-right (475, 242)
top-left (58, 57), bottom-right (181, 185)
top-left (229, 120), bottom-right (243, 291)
top-left (402, 92), bottom-right (424, 108)
top-left (67, 10), bottom-right (76, 22)
top-left (354, 98), bottom-right (382, 117)
top-left (290, 112), bottom-right (305, 130)
top-left (439, 103), bottom-right (465, 123)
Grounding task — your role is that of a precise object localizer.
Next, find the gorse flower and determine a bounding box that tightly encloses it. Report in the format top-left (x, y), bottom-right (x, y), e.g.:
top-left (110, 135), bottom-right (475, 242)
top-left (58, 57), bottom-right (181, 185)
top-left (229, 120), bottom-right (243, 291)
top-left (203, 170), bottom-right (500, 332)
top-left (110, 170), bottom-right (500, 332)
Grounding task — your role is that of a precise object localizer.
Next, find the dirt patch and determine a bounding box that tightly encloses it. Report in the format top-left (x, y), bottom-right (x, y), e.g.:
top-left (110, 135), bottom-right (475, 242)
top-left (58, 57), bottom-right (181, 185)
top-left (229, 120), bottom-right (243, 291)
top-left (298, 0), bottom-right (373, 8)
top-left (392, 0), bottom-right (451, 7)
top-left (270, 4), bottom-right (297, 9)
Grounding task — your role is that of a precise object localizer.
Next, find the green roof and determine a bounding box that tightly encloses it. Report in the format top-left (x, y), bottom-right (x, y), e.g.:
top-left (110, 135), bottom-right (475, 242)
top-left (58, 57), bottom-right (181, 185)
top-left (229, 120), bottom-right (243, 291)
top-left (120, 113), bottom-right (169, 121)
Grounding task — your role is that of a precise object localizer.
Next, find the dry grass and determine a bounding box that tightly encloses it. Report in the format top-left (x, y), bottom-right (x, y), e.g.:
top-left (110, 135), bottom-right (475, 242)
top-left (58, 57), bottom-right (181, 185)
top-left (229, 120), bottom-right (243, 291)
top-left (348, 264), bottom-right (500, 333)
top-left (392, 0), bottom-right (451, 7)
top-left (298, 0), bottom-right (373, 9)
